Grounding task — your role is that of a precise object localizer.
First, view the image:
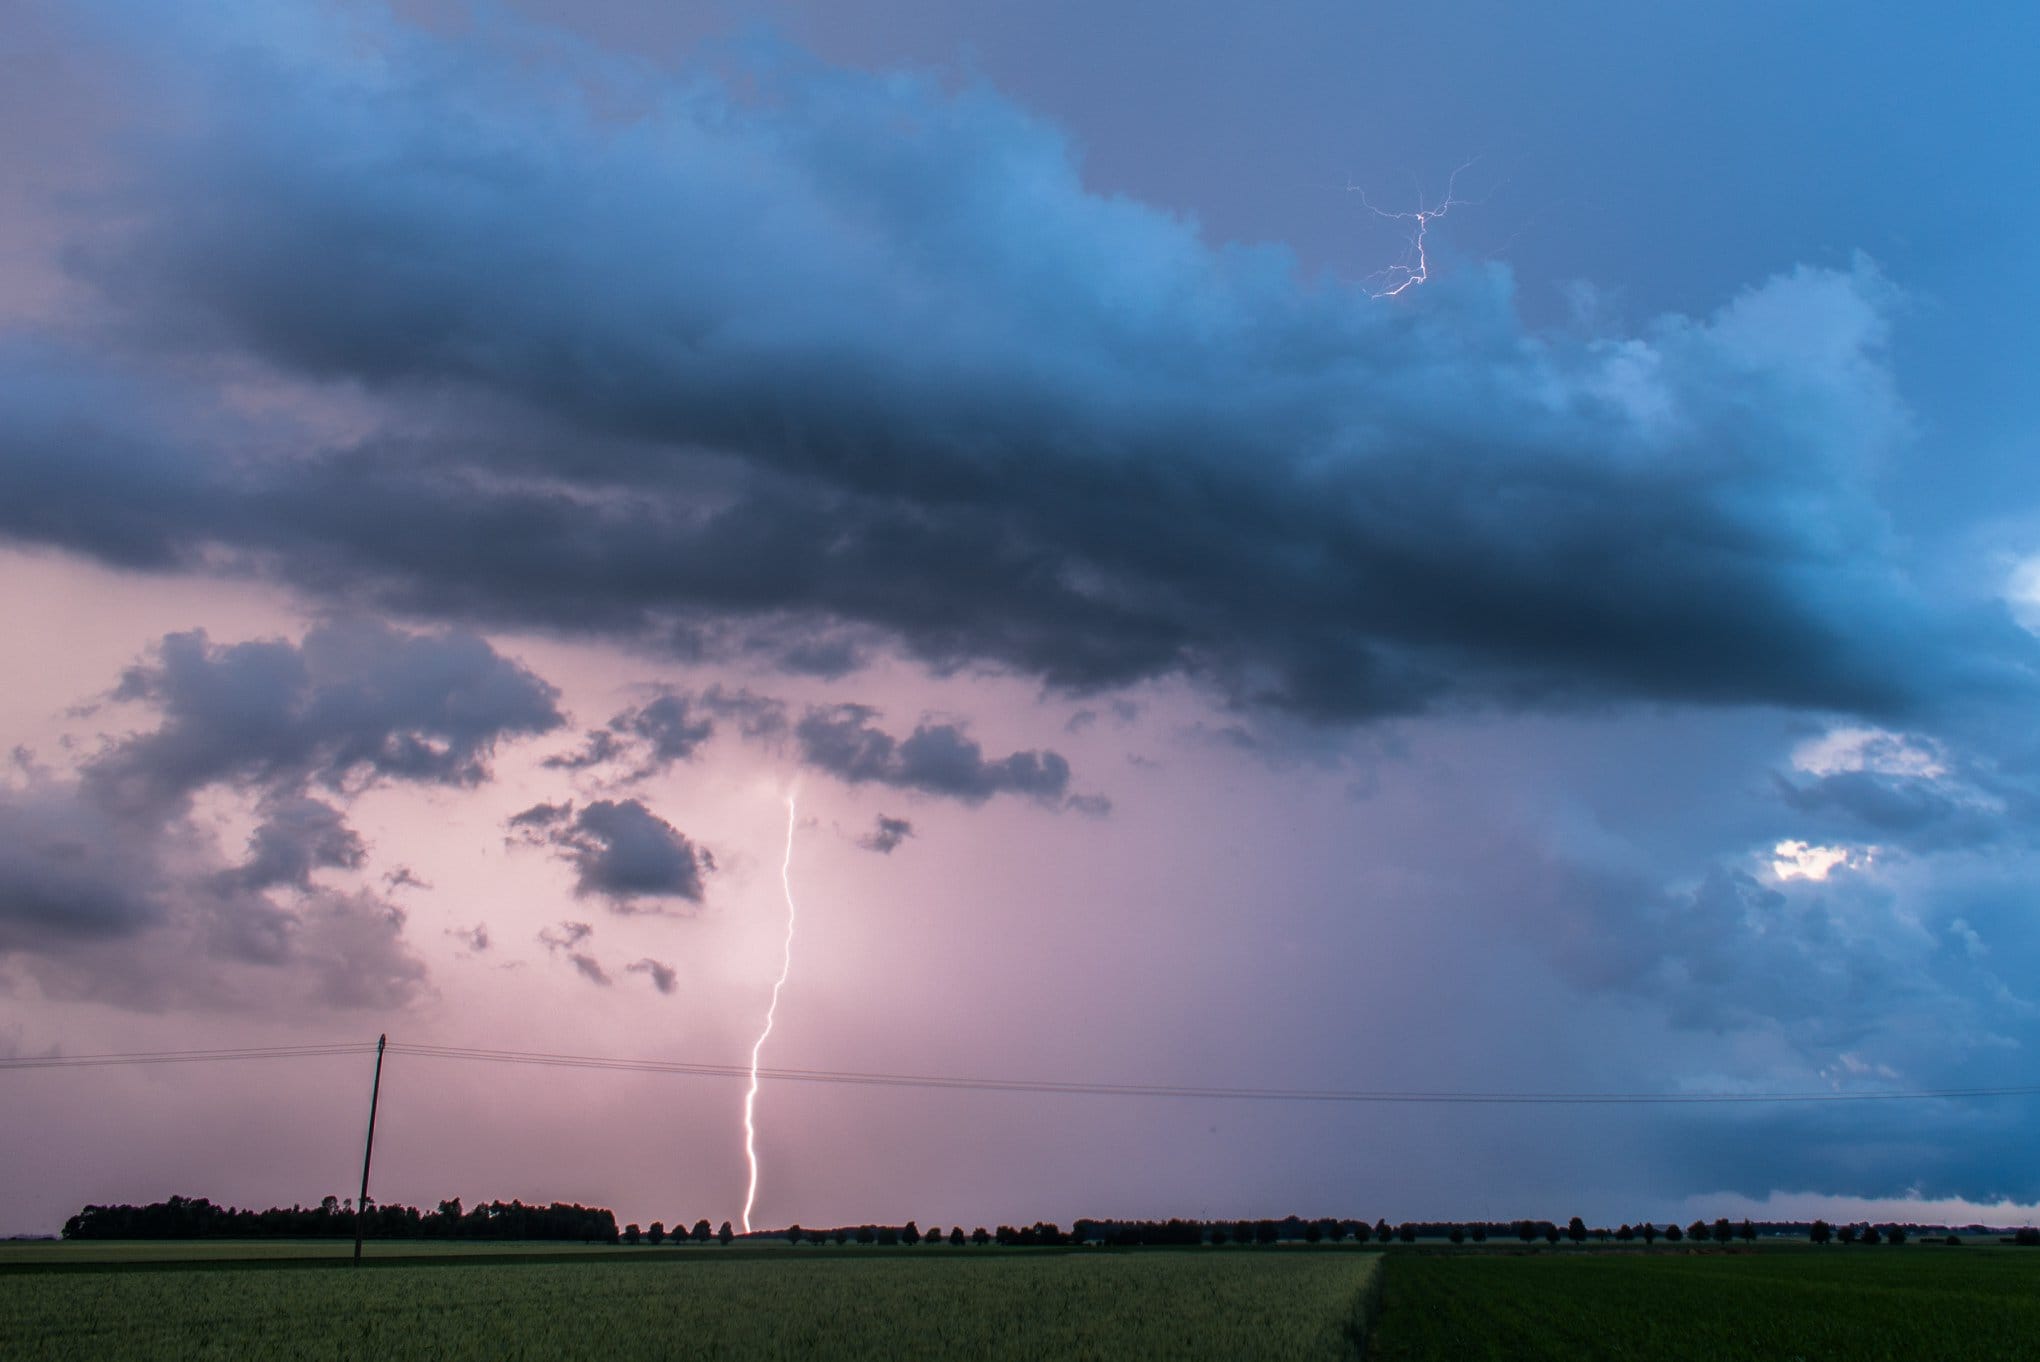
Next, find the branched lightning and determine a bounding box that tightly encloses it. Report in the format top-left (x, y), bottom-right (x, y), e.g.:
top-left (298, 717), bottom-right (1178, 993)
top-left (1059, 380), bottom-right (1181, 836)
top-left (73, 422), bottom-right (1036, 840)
top-left (1350, 159), bottom-right (1480, 298)
top-left (741, 793), bottom-right (800, 1234)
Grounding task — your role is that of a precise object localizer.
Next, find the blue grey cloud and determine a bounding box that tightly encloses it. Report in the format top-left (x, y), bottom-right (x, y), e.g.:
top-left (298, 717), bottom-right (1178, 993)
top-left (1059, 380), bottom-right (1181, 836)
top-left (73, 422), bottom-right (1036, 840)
top-left (0, 8), bottom-right (2021, 726)
top-left (796, 705), bottom-right (1070, 805)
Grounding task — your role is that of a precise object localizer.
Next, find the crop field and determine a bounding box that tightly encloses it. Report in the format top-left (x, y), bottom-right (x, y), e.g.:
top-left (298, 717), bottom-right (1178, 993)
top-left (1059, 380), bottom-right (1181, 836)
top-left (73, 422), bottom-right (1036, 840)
top-left (1368, 1247), bottom-right (2040, 1359)
top-left (0, 1246), bottom-right (1378, 1360)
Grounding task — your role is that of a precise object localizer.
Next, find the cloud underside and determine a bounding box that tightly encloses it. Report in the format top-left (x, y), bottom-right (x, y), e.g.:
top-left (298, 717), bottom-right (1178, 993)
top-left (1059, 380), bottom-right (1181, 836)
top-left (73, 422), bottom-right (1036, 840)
top-left (0, 619), bottom-right (562, 1011)
top-left (2, 9), bottom-right (2022, 725)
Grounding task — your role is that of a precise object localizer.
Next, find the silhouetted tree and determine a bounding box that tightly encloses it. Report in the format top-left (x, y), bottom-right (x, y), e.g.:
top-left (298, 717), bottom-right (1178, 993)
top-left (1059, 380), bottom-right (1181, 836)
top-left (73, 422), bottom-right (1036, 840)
top-left (1567, 1217), bottom-right (1587, 1244)
top-left (1641, 1222), bottom-right (1658, 1245)
top-left (647, 1221), bottom-right (666, 1245)
top-left (1304, 1221), bottom-right (1323, 1243)
top-left (1837, 1224), bottom-right (1859, 1244)
top-left (1664, 1223), bottom-right (1683, 1243)
top-left (1616, 1224), bottom-right (1635, 1242)
top-left (1210, 1226), bottom-right (1229, 1245)
top-left (1470, 1223), bottom-right (1487, 1243)
top-left (623, 1223), bottom-right (641, 1245)
top-left (1712, 1218), bottom-right (1733, 1244)
top-left (1885, 1225), bottom-right (1907, 1245)
top-left (692, 1219), bottom-right (712, 1243)
top-left (1861, 1224), bottom-right (1882, 1245)
top-left (1686, 1220), bottom-right (1708, 1242)
top-left (786, 1224), bottom-right (803, 1245)
top-left (1449, 1226), bottom-right (1466, 1244)
top-left (718, 1221), bottom-right (734, 1245)
top-left (951, 1227), bottom-right (966, 1246)
top-left (1399, 1223), bottom-right (1418, 1244)
top-left (1738, 1220), bottom-right (1755, 1244)
top-left (1541, 1223), bottom-right (1560, 1245)
top-left (1810, 1220), bottom-right (1832, 1244)
top-left (971, 1227), bottom-right (989, 1245)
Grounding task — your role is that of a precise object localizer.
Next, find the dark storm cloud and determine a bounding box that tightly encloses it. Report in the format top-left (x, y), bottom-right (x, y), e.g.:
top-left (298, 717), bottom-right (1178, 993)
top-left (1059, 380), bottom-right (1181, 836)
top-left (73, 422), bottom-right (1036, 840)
top-left (795, 705), bottom-right (1070, 805)
top-left (1, 7), bottom-right (2021, 725)
top-left (857, 814), bottom-right (914, 854)
top-left (516, 800), bottom-right (713, 907)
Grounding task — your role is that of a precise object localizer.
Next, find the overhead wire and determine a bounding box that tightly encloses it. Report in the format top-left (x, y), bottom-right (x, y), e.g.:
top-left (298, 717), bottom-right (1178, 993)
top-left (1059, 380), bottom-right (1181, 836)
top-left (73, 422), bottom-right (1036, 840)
top-left (10, 1039), bottom-right (2028, 1107)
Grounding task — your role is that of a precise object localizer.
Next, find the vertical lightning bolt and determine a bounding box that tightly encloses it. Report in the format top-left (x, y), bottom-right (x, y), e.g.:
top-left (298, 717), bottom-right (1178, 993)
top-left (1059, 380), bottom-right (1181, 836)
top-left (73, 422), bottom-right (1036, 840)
top-left (1351, 160), bottom-right (1478, 298)
top-left (741, 793), bottom-right (800, 1234)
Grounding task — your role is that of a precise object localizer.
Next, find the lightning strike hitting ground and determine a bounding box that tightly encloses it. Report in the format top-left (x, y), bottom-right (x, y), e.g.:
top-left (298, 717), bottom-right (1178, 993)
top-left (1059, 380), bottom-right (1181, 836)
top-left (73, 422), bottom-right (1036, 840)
top-left (741, 793), bottom-right (801, 1234)
top-left (1351, 161), bottom-right (1478, 298)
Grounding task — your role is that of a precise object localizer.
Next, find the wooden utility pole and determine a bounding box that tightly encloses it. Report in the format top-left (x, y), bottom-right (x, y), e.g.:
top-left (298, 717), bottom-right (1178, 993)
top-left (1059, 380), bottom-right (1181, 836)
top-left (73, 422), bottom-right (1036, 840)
top-left (354, 1033), bottom-right (387, 1266)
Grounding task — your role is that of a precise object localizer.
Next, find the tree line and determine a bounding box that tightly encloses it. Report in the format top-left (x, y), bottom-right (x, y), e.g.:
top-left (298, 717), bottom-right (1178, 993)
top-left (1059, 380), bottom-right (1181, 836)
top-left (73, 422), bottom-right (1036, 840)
top-left (62, 1195), bottom-right (617, 1243)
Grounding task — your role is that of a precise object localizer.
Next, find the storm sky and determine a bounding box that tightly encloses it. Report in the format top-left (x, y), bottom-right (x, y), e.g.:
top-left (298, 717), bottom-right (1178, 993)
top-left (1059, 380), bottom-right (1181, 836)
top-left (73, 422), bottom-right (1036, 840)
top-left (3, 0), bottom-right (2038, 1234)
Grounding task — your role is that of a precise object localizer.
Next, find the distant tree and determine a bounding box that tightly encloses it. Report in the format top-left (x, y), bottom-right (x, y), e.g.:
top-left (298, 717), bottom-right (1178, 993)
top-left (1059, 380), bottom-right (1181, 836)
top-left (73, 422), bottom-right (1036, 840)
top-left (951, 1227), bottom-right (966, 1246)
top-left (1640, 1222), bottom-right (1658, 1245)
top-left (1470, 1223), bottom-right (1487, 1243)
top-left (971, 1227), bottom-right (990, 1246)
top-left (1449, 1226), bottom-right (1466, 1244)
top-left (692, 1219), bottom-right (712, 1243)
top-left (1516, 1220), bottom-right (1536, 1244)
top-left (2015, 1228), bottom-right (2040, 1247)
top-left (1837, 1224), bottom-right (1858, 1244)
top-left (786, 1224), bottom-right (803, 1245)
top-left (921, 1226), bottom-right (938, 1245)
top-left (1687, 1220), bottom-right (1708, 1243)
top-left (1541, 1223), bottom-right (1560, 1245)
top-left (1712, 1218), bottom-right (1733, 1245)
top-left (1738, 1220), bottom-right (1755, 1244)
top-left (1664, 1223), bottom-right (1683, 1243)
top-left (1376, 1218), bottom-right (1393, 1244)
top-left (834, 1229), bottom-right (849, 1245)
top-left (1616, 1224), bottom-right (1634, 1242)
top-left (1810, 1220), bottom-right (1832, 1245)
top-left (623, 1223), bottom-right (641, 1246)
top-left (1944, 1235), bottom-right (1962, 1246)
top-left (647, 1222), bottom-right (666, 1246)
top-left (855, 1226), bottom-right (877, 1245)
top-left (1885, 1226), bottom-right (1907, 1245)
top-left (1861, 1225), bottom-right (1883, 1245)
top-left (1399, 1223), bottom-right (1418, 1244)
top-left (1304, 1221), bottom-right (1323, 1244)
top-left (1567, 1217), bottom-right (1587, 1244)
top-left (1323, 1220), bottom-right (1346, 1243)
top-left (717, 1221), bottom-right (734, 1246)
top-left (902, 1221), bottom-right (921, 1246)
top-left (877, 1227), bottom-right (900, 1247)
top-left (1210, 1226), bottom-right (1229, 1246)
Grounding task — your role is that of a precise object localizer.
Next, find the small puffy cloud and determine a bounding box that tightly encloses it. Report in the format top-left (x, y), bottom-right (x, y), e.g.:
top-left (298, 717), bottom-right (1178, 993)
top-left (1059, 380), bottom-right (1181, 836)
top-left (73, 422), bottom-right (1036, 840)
top-left (448, 921), bottom-right (488, 952)
top-left (517, 801), bottom-right (713, 907)
top-left (2009, 555), bottom-right (2040, 634)
top-left (1791, 727), bottom-right (1947, 780)
top-left (545, 692), bottom-right (715, 780)
top-left (795, 705), bottom-right (1071, 805)
top-left (220, 795), bottom-right (364, 892)
top-left (567, 953), bottom-right (611, 986)
top-left (1770, 839), bottom-right (1866, 882)
top-left (857, 815), bottom-right (914, 854)
top-left (627, 957), bottom-right (678, 994)
top-left (538, 921), bottom-right (594, 951)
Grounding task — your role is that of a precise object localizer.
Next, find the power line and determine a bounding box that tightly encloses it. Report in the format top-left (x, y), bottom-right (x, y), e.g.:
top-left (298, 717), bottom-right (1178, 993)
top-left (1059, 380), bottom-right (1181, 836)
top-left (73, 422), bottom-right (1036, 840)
top-left (0, 1043), bottom-right (374, 1071)
top-left (386, 1043), bottom-right (2040, 1105)
top-left (10, 1038), bottom-right (2040, 1106)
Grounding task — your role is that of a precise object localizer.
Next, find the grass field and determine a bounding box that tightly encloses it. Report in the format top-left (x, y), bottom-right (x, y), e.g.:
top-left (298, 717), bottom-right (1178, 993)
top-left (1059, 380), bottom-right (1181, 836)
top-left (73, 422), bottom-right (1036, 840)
top-left (1368, 1247), bottom-right (2040, 1359)
top-left (0, 1246), bottom-right (1378, 1360)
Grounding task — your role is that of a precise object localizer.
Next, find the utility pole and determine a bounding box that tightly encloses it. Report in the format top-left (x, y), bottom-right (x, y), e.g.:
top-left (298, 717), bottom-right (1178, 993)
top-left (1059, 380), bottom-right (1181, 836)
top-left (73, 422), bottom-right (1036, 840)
top-left (354, 1034), bottom-right (386, 1266)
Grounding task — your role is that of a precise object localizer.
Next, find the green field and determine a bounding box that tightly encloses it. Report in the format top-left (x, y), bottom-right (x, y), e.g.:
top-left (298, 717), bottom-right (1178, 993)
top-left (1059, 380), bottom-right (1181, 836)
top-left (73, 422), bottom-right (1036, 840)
top-left (1369, 1247), bottom-right (2040, 1359)
top-left (8, 1241), bottom-right (2038, 1359)
top-left (0, 1246), bottom-right (1378, 1360)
